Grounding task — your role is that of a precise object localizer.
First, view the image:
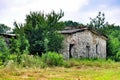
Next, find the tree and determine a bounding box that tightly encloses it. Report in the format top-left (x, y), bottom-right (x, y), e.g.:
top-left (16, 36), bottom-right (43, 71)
top-left (13, 10), bottom-right (64, 55)
top-left (64, 20), bottom-right (79, 27)
top-left (46, 32), bottom-right (64, 52)
top-left (87, 12), bottom-right (120, 61)
top-left (0, 24), bottom-right (11, 33)
top-left (88, 12), bottom-right (106, 30)
top-left (106, 24), bottom-right (120, 61)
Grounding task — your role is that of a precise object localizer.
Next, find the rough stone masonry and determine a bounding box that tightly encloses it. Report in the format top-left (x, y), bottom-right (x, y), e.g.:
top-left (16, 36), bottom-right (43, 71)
top-left (59, 28), bottom-right (107, 60)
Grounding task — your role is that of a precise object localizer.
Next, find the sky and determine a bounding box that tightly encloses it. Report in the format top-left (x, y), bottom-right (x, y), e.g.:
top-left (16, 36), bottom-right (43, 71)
top-left (0, 0), bottom-right (120, 28)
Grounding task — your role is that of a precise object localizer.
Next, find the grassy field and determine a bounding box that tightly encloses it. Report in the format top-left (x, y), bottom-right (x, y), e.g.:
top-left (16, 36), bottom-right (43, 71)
top-left (0, 60), bottom-right (120, 80)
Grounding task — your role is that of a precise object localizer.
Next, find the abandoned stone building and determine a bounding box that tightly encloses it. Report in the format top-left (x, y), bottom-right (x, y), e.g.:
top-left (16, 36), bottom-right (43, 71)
top-left (59, 27), bottom-right (107, 59)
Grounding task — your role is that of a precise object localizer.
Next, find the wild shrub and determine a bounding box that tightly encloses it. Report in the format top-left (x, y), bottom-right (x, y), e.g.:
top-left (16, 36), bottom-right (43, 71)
top-left (10, 35), bottom-right (30, 63)
top-left (42, 52), bottom-right (64, 66)
top-left (0, 37), bottom-right (9, 63)
top-left (17, 54), bottom-right (45, 68)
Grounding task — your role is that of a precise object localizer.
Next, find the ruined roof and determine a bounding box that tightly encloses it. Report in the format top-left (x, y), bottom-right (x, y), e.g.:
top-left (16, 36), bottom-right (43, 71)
top-left (58, 28), bottom-right (87, 34)
top-left (0, 33), bottom-right (16, 38)
top-left (59, 27), bottom-right (108, 40)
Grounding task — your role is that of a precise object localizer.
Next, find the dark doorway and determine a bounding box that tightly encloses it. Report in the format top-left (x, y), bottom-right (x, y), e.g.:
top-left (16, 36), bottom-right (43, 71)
top-left (96, 44), bottom-right (98, 54)
top-left (86, 45), bottom-right (90, 58)
top-left (69, 44), bottom-right (74, 58)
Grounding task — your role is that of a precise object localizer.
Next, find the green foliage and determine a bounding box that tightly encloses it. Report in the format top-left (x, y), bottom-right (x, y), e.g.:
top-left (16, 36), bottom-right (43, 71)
top-left (88, 12), bottom-right (120, 61)
top-left (10, 37), bottom-right (21, 63)
top-left (88, 12), bottom-right (106, 29)
top-left (13, 10), bottom-right (64, 55)
top-left (106, 25), bottom-right (120, 61)
top-left (46, 32), bottom-right (64, 52)
top-left (0, 37), bottom-right (9, 63)
top-left (42, 52), bottom-right (64, 66)
top-left (10, 35), bottom-right (30, 63)
top-left (10, 37), bottom-right (20, 54)
top-left (19, 35), bottom-right (30, 54)
top-left (64, 20), bottom-right (80, 27)
top-left (9, 54), bottom-right (17, 61)
top-left (0, 24), bottom-right (11, 33)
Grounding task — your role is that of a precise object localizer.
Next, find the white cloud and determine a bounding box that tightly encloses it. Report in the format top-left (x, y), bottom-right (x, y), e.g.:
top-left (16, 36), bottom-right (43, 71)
top-left (105, 8), bottom-right (120, 25)
top-left (0, 0), bottom-right (120, 28)
top-left (66, 3), bottom-right (120, 26)
top-left (0, 0), bottom-right (89, 28)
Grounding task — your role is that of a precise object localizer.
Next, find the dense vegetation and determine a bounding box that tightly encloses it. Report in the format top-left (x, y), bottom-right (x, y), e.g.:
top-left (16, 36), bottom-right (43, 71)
top-left (13, 10), bottom-right (64, 55)
top-left (0, 24), bottom-right (10, 34)
top-left (87, 12), bottom-right (120, 61)
top-left (0, 10), bottom-right (120, 69)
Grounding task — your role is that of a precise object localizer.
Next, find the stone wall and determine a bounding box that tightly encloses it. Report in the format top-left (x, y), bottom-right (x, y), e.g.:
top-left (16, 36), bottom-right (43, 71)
top-left (61, 30), bottom-right (106, 59)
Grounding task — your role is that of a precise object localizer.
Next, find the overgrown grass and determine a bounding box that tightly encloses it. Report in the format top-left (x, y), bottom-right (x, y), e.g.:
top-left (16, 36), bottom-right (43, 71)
top-left (3, 54), bottom-right (46, 69)
top-left (0, 63), bottom-right (120, 80)
top-left (2, 52), bottom-right (119, 69)
top-left (64, 58), bottom-right (116, 68)
top-left (0, 52), bottom-right (120, 80)
top-left (2, 52), bottom-right (64, 69)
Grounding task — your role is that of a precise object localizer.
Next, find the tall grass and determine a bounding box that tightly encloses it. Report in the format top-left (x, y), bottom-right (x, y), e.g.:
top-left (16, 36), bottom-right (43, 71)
top-left (4, 52), bottom-right (64, 69)
top-left (64, 58), bottom-right (116, 68)
top-left (3, 52), bottom-right (119, 70)
top-left (4, 54), bottom-right (46, 69)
